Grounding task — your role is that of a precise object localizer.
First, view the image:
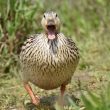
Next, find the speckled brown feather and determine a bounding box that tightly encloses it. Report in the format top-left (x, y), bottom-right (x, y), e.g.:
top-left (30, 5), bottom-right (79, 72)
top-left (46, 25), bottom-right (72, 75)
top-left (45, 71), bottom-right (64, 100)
top-left (20, 32), bottom-right (79, 90)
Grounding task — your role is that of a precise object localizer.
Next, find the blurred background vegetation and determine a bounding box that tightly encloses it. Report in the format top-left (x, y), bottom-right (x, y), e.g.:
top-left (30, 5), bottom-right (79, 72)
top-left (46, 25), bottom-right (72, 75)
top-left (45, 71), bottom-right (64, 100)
top-left (0, 0), bottom-right (110, 110)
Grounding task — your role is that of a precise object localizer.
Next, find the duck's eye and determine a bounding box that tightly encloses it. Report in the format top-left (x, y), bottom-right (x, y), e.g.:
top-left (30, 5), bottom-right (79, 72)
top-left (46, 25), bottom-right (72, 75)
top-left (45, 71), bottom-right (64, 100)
top-left (55, 14), bottom-right (57, 17)
top-left (44, 15), bottom-right (46, 18)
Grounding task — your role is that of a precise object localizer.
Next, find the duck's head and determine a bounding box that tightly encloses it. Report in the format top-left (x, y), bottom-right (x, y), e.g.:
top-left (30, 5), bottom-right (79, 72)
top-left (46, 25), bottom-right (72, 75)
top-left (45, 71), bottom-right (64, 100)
top-left (41, 11), bottom-right (60, 40)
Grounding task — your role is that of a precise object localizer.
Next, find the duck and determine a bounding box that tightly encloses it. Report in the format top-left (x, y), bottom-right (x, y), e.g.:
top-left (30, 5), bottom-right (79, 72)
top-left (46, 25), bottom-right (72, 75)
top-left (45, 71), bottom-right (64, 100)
top-left (20, 11), bottom-right (79, 105)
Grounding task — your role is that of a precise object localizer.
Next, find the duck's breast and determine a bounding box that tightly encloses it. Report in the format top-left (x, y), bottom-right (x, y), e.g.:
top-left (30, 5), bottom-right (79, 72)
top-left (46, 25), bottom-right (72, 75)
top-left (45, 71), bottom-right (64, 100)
top-left (20, 33), bottom-right (79, 89)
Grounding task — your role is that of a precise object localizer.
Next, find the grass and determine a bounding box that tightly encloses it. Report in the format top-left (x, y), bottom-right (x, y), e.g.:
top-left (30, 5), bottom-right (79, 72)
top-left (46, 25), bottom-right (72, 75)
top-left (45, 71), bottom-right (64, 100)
top-left (0, 0), bottom-right (110, 110)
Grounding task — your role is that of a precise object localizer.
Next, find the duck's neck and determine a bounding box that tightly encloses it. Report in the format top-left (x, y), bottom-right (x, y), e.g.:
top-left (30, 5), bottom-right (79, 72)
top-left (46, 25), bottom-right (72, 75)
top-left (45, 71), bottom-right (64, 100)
top-left (48, 35), bottom-right (58, 54)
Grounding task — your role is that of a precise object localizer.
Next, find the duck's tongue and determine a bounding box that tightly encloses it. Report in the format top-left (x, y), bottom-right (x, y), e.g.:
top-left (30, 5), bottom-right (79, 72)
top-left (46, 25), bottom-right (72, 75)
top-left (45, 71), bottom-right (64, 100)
top-left (48, 32), bottom-right (56, 40)
top-left (47, 25), bottom-right (56, 40)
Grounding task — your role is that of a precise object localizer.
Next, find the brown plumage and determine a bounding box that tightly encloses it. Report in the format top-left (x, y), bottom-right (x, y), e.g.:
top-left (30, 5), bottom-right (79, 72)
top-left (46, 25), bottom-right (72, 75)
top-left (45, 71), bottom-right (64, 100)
top-left (20, 11), bottom-right (79, 105)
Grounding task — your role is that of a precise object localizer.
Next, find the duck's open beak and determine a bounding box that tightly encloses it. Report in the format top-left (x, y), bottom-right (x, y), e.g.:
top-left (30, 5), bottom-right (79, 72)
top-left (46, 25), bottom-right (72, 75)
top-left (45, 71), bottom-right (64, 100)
top-left (46, 20), bottom-right (56, 40)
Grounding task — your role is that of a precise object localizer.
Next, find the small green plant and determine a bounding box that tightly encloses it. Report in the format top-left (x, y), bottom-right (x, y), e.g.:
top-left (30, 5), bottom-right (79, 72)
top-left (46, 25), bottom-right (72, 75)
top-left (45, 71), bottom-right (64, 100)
top-left (81, 83), bottom-right (110, 110)
top-left (0, 0), bottom-right (43, 75)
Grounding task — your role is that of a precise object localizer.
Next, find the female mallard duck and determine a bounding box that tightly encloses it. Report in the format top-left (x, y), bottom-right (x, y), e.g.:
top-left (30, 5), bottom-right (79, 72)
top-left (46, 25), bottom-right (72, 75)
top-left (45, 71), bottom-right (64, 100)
top-left (20, 11), bottom-right (79, 105)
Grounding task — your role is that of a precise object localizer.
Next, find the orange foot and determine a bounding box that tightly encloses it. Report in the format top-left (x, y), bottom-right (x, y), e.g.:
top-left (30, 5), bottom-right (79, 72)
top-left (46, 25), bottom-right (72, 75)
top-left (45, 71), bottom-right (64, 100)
top-left (24, 83), bottom-right (40, 105)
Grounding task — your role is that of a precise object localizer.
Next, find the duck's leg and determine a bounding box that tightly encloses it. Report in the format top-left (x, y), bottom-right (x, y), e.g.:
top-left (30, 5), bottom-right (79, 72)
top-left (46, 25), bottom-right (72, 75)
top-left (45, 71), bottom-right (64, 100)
top-left (60, 84), bottom-right (66, 97)
top-left (24, 83), bottom-right (40, 105)
top-left (59, 84), bottom-right (66, 106)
